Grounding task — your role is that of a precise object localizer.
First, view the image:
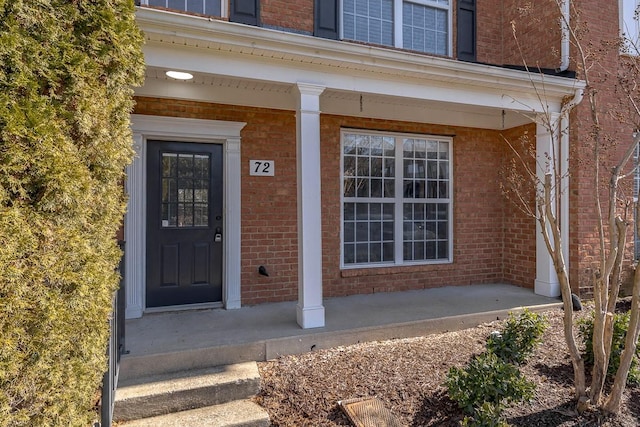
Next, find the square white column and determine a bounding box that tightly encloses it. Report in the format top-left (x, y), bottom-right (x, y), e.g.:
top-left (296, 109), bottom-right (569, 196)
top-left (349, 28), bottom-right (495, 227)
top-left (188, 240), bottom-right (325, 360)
top-left (295, 83), bottom-right (326, 329)
top-left (534, 114), bottom-right (566, 297)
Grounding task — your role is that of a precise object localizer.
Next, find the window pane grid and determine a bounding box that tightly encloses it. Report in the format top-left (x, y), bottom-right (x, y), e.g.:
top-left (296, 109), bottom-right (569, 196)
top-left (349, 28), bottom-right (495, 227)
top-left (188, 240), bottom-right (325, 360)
top-left (343, 0), bottom-right (394, 46)
top-left (162, 153), bottom-right (210, 228)
top-left (343, 202), bottom-right (395, 265)
top-left (402, 2), bottom-right (448, 55)
top-left (148, 0), bottom-right (221, 16)
top-left (403, 138), bottom-right (449, 200)
top-left (344, 134), bottom-right (395, 199)
top-left (342, 131), bottom-right (451, 267)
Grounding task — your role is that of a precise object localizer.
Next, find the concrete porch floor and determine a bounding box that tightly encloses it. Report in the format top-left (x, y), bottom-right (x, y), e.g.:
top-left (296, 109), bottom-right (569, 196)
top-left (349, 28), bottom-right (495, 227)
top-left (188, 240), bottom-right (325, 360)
top-left (120, 284), bottom-right (561, 380)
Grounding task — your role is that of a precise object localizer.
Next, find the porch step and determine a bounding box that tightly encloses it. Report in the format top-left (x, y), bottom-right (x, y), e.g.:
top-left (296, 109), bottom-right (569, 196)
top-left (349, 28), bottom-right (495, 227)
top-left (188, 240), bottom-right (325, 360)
top-left (118, 400), bottom-right (270, 427)
top-left (113, 361), bottom-right (268, 425)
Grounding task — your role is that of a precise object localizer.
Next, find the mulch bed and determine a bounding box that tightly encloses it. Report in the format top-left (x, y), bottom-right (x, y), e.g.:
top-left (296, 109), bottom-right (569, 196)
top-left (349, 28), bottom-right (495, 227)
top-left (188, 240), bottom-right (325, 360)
top-left (255, 305), bottom-right (640, 426)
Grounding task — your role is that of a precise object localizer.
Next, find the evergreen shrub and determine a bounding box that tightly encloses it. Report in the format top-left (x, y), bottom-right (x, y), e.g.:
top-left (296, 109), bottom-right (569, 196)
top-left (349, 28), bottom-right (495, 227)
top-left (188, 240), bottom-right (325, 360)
top-left (0, 0), bottom-right (144, 425)
top-left (578, 310), bottom-right (640, 385)
top-left (486, 309), bottom-right (548, 365)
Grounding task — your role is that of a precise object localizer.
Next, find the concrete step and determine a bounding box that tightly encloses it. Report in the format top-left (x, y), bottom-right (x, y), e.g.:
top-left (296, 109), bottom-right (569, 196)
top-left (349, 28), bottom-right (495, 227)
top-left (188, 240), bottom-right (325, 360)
top-left (113, 362), bottom-right (261, 422)
top-left (118, 399), bottom-right (270, 427)
top-left (119, 305), bottom-right (563, 381)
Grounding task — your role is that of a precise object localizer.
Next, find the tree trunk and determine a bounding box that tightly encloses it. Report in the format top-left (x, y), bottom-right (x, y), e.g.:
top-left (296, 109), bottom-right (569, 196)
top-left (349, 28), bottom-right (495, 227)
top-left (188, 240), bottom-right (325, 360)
top-left (541, 174), bottom-right (587, 400)
top-left (603, 217), bottom-right (640, 413)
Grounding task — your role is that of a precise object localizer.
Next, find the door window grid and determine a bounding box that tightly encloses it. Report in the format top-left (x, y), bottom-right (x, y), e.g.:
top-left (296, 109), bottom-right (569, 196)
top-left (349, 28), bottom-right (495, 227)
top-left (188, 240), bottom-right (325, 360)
top-left (162, 153), bottom-right (210, 228)
top-left (342, 0), bottom-right (451, 55)
top-left (342, 131), bottom-right (452, 267)
top-left (144, 0), bottom-right (222, 16)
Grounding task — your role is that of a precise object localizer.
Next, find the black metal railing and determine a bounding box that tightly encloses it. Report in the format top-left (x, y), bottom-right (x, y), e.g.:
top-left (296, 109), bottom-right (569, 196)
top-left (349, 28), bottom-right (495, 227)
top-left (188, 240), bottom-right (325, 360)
top-left (100, 241), bottom-right (126, 427)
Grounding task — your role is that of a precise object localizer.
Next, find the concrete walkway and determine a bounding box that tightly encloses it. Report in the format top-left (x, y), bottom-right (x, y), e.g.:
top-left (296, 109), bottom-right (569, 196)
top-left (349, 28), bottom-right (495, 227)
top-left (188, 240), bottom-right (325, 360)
top-left (121, 284), bottom-right (560, 379)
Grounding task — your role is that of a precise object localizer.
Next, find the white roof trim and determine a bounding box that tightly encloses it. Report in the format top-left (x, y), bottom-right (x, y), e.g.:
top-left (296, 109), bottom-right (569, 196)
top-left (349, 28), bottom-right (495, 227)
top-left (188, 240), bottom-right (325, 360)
top-left (136, 7), bottom-right (583, 99)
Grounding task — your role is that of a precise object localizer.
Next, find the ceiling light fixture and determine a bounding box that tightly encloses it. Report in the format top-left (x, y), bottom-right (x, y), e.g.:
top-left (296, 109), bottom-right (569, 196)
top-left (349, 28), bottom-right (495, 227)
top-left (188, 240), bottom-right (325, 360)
top-left (165, 70), bottom-right (194, 80)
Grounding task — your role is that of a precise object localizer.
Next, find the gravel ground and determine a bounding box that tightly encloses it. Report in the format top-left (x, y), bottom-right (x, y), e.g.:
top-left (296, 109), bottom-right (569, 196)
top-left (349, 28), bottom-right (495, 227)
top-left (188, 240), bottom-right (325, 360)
top-left (256, 306), bottom-right (640, 426)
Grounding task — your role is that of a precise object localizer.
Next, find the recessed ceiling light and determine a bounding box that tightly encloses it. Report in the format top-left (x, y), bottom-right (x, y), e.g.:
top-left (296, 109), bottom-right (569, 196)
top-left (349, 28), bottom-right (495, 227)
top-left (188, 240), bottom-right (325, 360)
top-left (165, 71), bottom-right (194, 80)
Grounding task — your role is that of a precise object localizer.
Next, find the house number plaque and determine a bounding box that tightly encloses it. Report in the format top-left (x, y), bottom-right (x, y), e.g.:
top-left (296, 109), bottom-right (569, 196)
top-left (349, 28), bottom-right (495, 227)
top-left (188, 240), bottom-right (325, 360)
top-left (249, 160), bottom-right (274, 176)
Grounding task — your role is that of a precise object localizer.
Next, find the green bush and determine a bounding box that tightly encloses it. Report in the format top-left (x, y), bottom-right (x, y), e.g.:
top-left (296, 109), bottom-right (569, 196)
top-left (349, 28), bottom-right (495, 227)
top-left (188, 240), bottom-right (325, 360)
top-left (578, 310), bottom-right (640, 385)
top-left (460, 402), bottom-right (510, 427)
top-left (0, 1), bottom-right (144, 425)
top-left (445, 351), bottom-right (535, 419)
top-left (486, 309), bottom-right (548, 365)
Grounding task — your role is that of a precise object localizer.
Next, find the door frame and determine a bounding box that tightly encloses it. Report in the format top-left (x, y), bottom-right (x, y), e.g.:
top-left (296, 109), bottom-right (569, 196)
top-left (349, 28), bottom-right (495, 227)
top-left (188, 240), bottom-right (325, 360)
top-left (125, 114), bottom-right (246, 318)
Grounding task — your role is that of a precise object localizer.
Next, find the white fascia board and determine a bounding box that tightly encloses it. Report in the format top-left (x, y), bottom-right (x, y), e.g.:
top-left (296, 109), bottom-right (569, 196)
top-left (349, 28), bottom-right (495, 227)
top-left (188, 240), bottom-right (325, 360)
top-left (136, 7), bottom-right (585, 113)
top-left (143, 41), bottom-right (560, 114)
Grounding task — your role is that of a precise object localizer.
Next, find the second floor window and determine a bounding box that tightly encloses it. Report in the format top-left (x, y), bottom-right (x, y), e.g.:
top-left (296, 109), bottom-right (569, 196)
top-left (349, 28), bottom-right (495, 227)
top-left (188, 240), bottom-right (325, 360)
top-left (342, 0), bottom-right (451, 56)
top-left (145, 0), bottom-right (221, 17)
top-left (622, 0), bottom-right (640, 54)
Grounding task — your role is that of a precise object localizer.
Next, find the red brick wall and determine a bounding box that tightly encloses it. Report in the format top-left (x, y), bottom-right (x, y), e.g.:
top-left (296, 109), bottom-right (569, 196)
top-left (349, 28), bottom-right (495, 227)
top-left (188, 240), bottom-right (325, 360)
top-left (320, 115), bottom-right (520, 298)
top-left (501, 0), bottom-right (562, 70)
top-left (568, 1), bottom-right (635, 297)
top-left (134, 97), bottom-right (300, 305)
top-left (134, 97), bottom-right (535, 305)
top-left (501, 124), bottom-right (537, 287)
top-left (476, 0), bottom-right (504, 64)
top-left (260, 0), bottom-right (314, 33)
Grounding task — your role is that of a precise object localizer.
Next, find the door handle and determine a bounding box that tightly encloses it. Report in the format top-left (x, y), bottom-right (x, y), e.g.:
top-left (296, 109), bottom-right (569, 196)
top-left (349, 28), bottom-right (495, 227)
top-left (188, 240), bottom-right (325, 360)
top-left (214, 227), bottom-right (222, 243)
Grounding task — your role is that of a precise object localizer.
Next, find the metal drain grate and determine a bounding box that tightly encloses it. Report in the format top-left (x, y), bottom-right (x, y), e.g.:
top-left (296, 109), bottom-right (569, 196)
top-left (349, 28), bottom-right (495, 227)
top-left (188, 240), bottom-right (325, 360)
top-left (338, 397), bottom-right (403, 427)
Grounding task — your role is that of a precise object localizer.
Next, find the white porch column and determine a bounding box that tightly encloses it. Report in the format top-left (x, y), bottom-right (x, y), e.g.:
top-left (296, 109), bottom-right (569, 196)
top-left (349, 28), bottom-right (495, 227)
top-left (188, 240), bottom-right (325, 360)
top-left (224, 136), bottom-right (242, 309)
top-left (125, 133), bottom-right (145, 318)
top-left (534, 113), bottom-right (567, 297)
top-left (295, 82), bottom-right (326, 329)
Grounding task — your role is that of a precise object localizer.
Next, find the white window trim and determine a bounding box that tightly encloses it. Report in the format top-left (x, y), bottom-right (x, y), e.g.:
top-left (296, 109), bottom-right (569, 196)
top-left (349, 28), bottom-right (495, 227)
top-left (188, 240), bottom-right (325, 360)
top-left (340, 0), bottom-right (453, 56)
top-left (621, 0), bottom-right (640, 54)
top-left (125, 115), bottom-right (245, 319)
top-left (340, 128), bottom-right (454, 270)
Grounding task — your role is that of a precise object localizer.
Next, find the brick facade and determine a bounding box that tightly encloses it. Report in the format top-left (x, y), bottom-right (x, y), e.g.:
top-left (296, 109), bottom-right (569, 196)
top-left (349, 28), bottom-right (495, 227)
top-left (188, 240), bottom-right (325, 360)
top-left (134, 97), bottom-right (538, 305)
top-left (134, 0), bottom-right (633, 307)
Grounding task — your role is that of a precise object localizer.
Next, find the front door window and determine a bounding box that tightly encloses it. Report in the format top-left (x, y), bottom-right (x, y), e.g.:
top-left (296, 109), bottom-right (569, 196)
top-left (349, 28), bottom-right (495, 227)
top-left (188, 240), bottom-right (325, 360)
top-left (161, 153), bottom-right (210, 228)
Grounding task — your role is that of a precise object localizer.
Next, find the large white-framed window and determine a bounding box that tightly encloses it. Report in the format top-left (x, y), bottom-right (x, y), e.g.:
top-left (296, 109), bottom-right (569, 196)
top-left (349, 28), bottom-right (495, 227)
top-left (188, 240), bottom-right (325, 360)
top-left (341, 130), bottom-right (453, 268)
top-left (140, 0), bottom-right (224, 17)
top-left (341, 0), bottom-right (452, 56)
top-left (621, 0), bottom-right (640, 54)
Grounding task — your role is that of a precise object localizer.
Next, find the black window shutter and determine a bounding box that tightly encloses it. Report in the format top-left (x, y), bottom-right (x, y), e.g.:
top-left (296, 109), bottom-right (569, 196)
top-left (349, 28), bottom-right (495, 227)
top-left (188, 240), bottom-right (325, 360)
top-left (457, 0), bottom-right (476, 62)
top-left (314, 0), bottom-right (339, 39)
top-left (230, 0), bottom-right (259, 26)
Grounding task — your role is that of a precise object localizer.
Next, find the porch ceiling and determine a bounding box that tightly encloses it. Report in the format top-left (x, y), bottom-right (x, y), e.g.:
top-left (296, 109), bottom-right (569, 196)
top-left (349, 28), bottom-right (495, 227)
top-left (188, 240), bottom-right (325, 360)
top-left (139, 68), bottom-right (531, 130)
top-left (135, 6), bottom-right (585, 131)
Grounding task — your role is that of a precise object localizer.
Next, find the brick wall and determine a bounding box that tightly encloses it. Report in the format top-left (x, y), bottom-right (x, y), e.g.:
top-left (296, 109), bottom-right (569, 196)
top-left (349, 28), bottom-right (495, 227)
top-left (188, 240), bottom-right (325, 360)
top-left (260, 0), bottom-right (313, 33)
top-left (134, 97), bottom-right (536, 305)
top-left (320, 115), bottom-right (528, 298)
top-left (134, 97), bottom-right (300, 305)
top-left (501, 124), bottom-right (537, 288)
top-left (501, 0), bottom-right (562, 70)
top-left (476, 0), bottom-right (504, 64)
top-left (568, 1), bottom-right (636, 297)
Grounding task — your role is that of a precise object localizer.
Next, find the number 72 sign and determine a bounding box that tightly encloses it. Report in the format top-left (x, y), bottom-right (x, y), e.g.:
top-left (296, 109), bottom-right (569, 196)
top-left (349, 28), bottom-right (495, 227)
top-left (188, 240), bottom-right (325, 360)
top-left (249, 160), bottom-right (275, 176)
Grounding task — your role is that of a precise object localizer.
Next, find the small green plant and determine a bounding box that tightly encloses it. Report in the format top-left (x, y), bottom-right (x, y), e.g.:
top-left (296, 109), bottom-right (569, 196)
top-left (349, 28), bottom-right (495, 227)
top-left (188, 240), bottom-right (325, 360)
top-left (445, 351), bottom-right (535, 420)
top-left (486, 309), bottom-right (548, 365)
top-left (460, 402), bottom-right (510, 427)
top-left (578, 310), bottom-right (640, 385)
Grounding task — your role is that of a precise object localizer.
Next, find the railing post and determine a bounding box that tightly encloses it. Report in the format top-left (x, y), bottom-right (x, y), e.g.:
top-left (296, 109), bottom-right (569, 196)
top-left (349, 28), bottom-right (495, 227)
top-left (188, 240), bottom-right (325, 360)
top-left (100, 241), bottom-right (125, 427)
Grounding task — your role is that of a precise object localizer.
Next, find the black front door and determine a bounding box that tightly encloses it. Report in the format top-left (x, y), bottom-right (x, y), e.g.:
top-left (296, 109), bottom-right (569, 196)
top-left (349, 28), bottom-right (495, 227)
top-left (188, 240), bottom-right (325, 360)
top-left (146, 141), bottom-right (223, 308)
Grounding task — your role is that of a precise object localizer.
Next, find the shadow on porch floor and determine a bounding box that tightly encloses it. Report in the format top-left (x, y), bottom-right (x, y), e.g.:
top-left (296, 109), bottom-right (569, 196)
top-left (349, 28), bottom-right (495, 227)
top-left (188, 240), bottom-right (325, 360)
top-left (120, 283), bottom-right (560, 380)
